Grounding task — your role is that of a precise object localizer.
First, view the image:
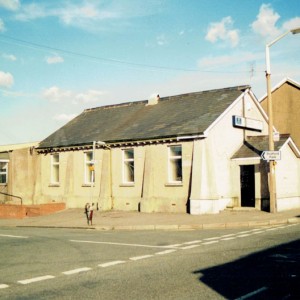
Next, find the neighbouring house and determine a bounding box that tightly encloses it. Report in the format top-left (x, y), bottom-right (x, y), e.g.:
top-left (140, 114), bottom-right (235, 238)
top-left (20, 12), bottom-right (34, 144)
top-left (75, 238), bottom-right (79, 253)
top-left (0, 142), bottom-right (39, 205)
top-left (3, 85), bottom-right (300, 214)
top-left (260, 78), bottom-right (300, 149)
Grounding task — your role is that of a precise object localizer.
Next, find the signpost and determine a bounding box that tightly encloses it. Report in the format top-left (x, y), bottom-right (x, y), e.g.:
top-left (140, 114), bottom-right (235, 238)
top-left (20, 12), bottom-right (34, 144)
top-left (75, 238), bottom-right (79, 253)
top-left (261, 151), bottom-right (281, 161)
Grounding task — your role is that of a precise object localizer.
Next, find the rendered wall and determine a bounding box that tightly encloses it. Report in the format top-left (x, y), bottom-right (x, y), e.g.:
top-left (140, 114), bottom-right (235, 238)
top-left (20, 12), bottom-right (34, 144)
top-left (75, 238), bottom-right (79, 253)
top-left (261, 82), bottom-right (300, 148)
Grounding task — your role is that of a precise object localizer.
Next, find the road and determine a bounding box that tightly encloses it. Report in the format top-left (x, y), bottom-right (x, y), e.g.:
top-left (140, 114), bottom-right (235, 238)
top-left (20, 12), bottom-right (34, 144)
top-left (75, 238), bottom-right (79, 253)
top-left (0, 224), bottom-right (299, 299)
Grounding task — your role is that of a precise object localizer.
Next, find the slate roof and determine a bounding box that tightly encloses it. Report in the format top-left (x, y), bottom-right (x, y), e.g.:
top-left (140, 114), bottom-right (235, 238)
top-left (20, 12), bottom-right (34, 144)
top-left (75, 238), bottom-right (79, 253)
top-left (231, 134), bottom-right (290, 159)
top-left (38, 85), bottom-right (249, 149)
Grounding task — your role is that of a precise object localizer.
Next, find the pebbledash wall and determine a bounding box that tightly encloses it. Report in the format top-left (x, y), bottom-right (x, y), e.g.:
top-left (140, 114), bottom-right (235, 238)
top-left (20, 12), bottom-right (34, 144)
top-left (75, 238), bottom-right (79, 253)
top-left (2, 87), bottom-right (300, 214)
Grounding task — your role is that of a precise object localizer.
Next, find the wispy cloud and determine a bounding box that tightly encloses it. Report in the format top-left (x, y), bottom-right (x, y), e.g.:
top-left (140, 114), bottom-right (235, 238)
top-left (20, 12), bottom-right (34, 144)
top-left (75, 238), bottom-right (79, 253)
top-left (2, 53), bottom-right (17, 61)
top-left (156, 34), bottom-right (168, 46)
top-left (46, 54), bottom-right (64, 64)
top-left (205, 16), bottom-right (239, 47)
top-left (43, 86), bottom-right (107, 104)
top-left (0, 18), bottom-right (5, 32)
top-left (53, 113), bottom-right (77, 122)
top-left (198, 52), bottom-right (263, 69)
top-left (42, 86), bottom-right (72, 102)
top-left (0, 0), bottom-right (20, 11)
top-left (13, 1), bottom-right (161, 32)
top-left (74, 89), bottom-right (107, 104)
top-left (0, 70), bottom-right (14, 88)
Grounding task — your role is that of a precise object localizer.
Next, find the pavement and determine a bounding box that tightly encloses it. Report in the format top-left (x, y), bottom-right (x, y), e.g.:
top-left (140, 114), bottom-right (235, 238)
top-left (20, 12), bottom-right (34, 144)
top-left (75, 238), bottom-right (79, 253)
top-left (0, 208), bottom-right (300, 230)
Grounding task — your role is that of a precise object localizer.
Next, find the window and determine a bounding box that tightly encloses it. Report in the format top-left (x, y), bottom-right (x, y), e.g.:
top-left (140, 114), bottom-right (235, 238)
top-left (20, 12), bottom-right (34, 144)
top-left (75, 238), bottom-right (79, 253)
top-left (51, 154), bottom-right (60, 184)
top-left (168, 145), bottom-right (182, 183)
top-left (85, 151), bottom-right (94, 184)
top-left (123, 149), bottom-right (134, 183)
top-left (0, 160), bottom-right (8, 184)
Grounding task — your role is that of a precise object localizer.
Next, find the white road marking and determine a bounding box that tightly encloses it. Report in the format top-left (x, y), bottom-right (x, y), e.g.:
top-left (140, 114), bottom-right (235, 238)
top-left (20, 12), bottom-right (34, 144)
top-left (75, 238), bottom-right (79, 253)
top-left (129, 255), bottom-right (153, 261)
top-left (0, 284), bottom-right (9, 289)
top-left (181, 245), bottom-right (200, 250)
top-left (202, 240), bottom-right (219, 245)
top-left (221, 237), bottom-right (236, 241)
top-left (220, 233), bottom-right (236, 238)
top-left (155, 249), bottom-right (177, 255)
top-left (235, 286), bottom-right (268, 299)
top-left (62, 267), bottom-right (91, 275)
top-left (18, 275), bottom-right (55, 285)
top-left (70, 240), bottom-right (173, 249)
top-left (251, 231), bottom-right (265, 235)
top-left (99, 261), bottom-right (126, 268)
top-left (182, 240), bottom-right (201, 245)
top-left (237, 234), bottom-right (252, 238)
top-left (0, 234), bottom-right (28, 239)
top-left (203, 236), bottom-right (219, 241)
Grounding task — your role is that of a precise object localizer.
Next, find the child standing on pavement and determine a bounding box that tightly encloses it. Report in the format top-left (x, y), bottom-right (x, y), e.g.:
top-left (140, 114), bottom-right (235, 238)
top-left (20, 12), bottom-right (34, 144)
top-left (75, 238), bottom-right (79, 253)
top-left (84, 203), bottom-right (90, 225)
top-left (89, 203), bottom-right (94, 226)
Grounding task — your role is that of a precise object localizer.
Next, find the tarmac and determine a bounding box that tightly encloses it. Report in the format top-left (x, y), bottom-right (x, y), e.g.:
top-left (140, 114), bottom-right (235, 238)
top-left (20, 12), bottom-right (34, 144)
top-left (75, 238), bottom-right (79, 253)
top-left (0, 208), bottom-right (300, 230)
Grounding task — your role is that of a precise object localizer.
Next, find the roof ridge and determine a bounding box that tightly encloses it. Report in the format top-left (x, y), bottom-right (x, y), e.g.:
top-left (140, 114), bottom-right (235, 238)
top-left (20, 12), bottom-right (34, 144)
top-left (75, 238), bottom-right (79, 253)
top-left (84, 85), bottom-right (250, 113)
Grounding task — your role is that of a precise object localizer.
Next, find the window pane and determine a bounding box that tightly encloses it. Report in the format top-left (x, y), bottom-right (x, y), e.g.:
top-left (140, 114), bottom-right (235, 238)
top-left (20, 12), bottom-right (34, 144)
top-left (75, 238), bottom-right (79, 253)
top-left (124, 149), bottom-right (134, 159)
top-left (123, 149), bottom-right (134, 183)
top-left (124, 161), bottom-right (134, 182)
top-left (53, 165), bottom-right (59, 182)
top-left (53, 154), bottom-right (59, 163)
top-left (170, 159), bottom-right (182, 181)
top-left (170, 145), bottom-right (182, 157)
top-left (0, 174), bottom-right (6, 184)
top-left (86, 152), bottom-right (93, 161)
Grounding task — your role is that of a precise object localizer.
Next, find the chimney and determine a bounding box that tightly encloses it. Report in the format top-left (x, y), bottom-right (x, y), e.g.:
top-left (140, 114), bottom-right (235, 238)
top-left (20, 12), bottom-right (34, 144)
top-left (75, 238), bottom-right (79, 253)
top-left (147, 94), bottom-right (160, 106)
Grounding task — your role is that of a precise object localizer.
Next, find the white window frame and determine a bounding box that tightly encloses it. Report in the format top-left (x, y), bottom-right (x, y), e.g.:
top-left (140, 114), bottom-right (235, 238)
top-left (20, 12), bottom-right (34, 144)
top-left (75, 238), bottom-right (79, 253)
top-left (168, 145), bottom-right (182, 183)
top-left (84, 151), bottom-right (94, 184)
top-left (0, 160), bottom-right (8, 185)
top-left (122, 148), bottom-right (135, 184)
top-left (50, 154), bottom-right (60, 184)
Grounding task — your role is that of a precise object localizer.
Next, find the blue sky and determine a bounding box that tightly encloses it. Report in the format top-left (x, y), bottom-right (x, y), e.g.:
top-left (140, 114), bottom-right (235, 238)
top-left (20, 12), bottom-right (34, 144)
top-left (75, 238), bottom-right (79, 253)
top-left (0, 0), bottom-right (300, 145)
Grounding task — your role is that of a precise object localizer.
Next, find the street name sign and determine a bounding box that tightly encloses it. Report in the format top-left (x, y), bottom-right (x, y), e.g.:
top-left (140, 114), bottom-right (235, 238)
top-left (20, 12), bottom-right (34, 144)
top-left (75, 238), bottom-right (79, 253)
top-left (261, 151), bottom-right (281, 161)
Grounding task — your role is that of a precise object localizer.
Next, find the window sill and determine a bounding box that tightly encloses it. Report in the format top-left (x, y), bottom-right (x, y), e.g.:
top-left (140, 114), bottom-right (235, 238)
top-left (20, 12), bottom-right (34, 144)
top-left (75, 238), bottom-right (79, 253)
top-left (82, 183), bottom-right (94, 187)
top-left (165, 182), bottom-right (183, 187)
top-left (49, 183), bottom-right (60, 187)
top-left (120, 183), bottom-right (135, 187)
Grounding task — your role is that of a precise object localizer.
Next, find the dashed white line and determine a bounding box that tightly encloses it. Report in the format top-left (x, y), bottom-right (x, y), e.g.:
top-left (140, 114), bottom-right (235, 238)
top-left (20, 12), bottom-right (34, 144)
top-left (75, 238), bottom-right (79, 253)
top-left (62, 267), bottom-right (91, 275)
top-left (202, 240), bottom-right (219, 245)
top-left (0, 284), bottom-right (9, 289)
top-left (18, 275), bottom-right (55, 285)
top-left (0, 234), bottom-right (28, 239)
top-left (203, 236), bottom-right (219, 241)
top-left (221, 237), bottom-right (236, 241)
top-left (221, 233), bottom-right (237, 238)
top-left (99, 261), bottom-right (126, 268)
top-left (70, 240), bottom-right (172, 249)
top-left (155, 249), bottom-right (177, 255)
top-left (237, 234), bottom-right (252, 238)
top-left (129, 255), bottom-right (154, 261)
top-left (182, 240), bottom-right (201, 245)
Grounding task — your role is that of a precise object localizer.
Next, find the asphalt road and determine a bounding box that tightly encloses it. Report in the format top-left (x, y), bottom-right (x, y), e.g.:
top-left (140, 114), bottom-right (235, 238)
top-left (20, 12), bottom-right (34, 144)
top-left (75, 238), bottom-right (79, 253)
top-left (0, 224), bottom-right (299, 299)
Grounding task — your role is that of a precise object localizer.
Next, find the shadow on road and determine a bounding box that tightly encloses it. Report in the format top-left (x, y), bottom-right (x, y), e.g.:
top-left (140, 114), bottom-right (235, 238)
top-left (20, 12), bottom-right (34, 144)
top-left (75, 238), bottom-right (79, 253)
top-left (194, 239), bottom-right (300, 299)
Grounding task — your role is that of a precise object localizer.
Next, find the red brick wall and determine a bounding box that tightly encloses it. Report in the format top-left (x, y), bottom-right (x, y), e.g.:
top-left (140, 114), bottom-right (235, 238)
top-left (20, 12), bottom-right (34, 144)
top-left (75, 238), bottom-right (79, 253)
top-left (0, 203), bottom-right (66, 219)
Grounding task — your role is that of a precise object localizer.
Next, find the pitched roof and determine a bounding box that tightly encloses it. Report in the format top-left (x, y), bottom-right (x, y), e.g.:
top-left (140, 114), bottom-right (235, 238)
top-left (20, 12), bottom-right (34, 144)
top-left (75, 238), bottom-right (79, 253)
top-left (38, 85), bottom-right (249, 149)
top-left (231, 134), bottom-right (298, 159)
top-left (259, 77), bottom-right (300, 102)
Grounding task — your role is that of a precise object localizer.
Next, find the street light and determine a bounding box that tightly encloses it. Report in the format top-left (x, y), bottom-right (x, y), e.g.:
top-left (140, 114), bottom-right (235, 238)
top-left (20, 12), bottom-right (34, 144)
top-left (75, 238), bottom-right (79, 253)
top-left (265, 27), bottom-right (300, 213)
top-left (90, 141), bottom-right (107, 206)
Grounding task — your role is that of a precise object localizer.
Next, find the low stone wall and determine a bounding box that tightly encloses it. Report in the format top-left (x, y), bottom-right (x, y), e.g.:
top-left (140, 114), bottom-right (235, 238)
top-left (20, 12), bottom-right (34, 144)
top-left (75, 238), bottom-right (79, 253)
top-left (0, 203), bottom-right (66, 219)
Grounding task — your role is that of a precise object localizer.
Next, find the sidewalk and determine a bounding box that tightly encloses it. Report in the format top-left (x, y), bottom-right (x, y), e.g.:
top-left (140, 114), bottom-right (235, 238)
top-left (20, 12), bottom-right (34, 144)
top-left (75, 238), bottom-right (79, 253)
top-left (0, 208), bottom-right (300, 230)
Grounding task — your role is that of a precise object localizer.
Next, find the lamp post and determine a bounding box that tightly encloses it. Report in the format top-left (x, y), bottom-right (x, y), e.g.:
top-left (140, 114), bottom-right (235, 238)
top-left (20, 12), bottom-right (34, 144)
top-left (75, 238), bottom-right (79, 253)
top-left (90, 141), bottom-right (106, 204)
top-left (265, 27), bottom-right (300, 213)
